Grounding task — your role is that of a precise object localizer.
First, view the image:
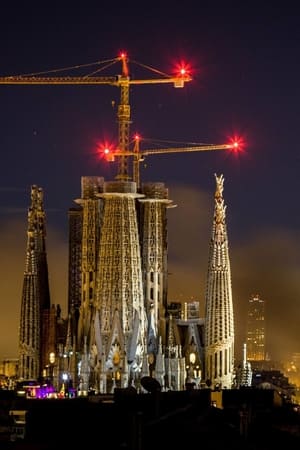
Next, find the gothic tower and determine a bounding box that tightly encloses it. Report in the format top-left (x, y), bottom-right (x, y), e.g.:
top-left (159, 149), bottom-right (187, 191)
top-left (204, 174), bottom-right (235, 389)
top-left (18, 185), bottom-right (51, 380)
top-left (94, 180), bottom-right (146, 392)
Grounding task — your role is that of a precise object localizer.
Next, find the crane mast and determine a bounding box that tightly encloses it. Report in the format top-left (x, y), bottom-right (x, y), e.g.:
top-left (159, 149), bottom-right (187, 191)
top-left (117, 56), bottom-right (130, 179)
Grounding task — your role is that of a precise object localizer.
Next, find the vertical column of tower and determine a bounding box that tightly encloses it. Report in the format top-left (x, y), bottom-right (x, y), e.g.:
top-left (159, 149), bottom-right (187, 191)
top-left (66, 206), bottom-right (82, 388)
top-left (34, 187), bottom-right (51, 373)
top-left (94, 181), bottom-right (146, 389)
top-left (18, 185), bottom-right (50, 380)
top-left (75, 177), bottom-right (104, 351)
top-left (204, 174), bottom-right (235, 389)
top-left (67, 207), bottom-right (82, 322)
top-left (138, 182), bottom-right (174, 360)
top-left (33, 187), bottom-right (51, 312)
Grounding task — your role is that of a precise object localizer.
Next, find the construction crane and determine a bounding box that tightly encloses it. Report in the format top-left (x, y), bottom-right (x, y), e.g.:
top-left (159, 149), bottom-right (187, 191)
top-left (104, 136), bottom-right (238, 189)
top-left (0, 52), bottom-right (238, 184)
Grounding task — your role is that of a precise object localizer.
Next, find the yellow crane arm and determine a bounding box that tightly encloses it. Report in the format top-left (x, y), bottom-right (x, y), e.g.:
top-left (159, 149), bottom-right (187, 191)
top-left (107, 142), bottom-right (235, 188)
top-left (140, 144), bottom-right (232, 156)
top-left (0, 75), bottom-right (119, 85)
top-left (0, 75), bottom-right (191, 87)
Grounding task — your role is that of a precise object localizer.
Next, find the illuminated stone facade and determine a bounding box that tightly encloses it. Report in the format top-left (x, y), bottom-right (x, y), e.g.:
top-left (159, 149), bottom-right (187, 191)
top-left (93, 181), bottom-right (146, 391)
top-left (204, 174), bottom-right (235, 389)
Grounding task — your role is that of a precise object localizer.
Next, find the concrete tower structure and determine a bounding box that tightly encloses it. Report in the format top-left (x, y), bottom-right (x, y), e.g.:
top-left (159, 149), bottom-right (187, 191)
top-left (66, 176), bottom-right (104, 389)
top-left (139, 182), bottom-right (174, 360)
top-left (204, 174), bottom-right (235, 389)
top-left (67, 206), bottom-right (82, 323)
top-left (18, 185), bottom-right (51, 380)
top-left (75, 177), bottom-right (104, 349)
top-left (68, 177), bottom-right (177, 392)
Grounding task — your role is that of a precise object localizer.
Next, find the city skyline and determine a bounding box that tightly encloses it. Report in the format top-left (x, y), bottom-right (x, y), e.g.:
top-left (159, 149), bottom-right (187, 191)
top-left (0, 4), bottom-right (299, 362)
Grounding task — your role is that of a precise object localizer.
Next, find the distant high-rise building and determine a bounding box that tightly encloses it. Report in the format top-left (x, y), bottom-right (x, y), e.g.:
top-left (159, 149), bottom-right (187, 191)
top-left (204, 174), bottom-right (235, 389)
top-left (246, 294), bottom-right (265, 362)
top-left (18, 185), bottom-right (51, 380)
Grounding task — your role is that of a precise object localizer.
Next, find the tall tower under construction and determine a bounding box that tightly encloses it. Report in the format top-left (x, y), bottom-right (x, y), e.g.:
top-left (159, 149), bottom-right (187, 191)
top-left (204, 174), bottom-right (235, 389)
top-left (68, 174), bottom-right (175, 391)
top-left (18, 185), bottom-right (51, 380)
top-left (93, 180), bottom-right (147, 392)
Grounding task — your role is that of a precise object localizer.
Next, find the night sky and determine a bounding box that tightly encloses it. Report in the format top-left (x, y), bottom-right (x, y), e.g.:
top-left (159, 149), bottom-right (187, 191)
top-left (0, 3), bottom-right (299, 364)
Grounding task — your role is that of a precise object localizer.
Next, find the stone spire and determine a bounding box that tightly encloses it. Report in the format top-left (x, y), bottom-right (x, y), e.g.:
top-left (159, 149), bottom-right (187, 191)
top-left (18, 185), bottom-right (51, 380)
top-left (204, 174), bottom-right (235, 389)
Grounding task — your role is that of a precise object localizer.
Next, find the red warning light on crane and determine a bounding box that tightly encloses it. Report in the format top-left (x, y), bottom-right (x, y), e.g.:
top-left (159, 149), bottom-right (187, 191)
top-left (174, 60), bottom-right (192, 79)
top-left (103, 147), bottom-right (115, 162)
top-left (119, 51), bottom-right (129, 77)
top-left (228, 136), bottom-right (244, 153)
top-left (95, 140), bottom-right (117, 162)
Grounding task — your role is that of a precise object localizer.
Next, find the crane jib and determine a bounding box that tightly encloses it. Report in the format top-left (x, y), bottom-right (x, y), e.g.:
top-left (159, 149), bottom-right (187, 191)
top-left (0, 76), bottom-right (120, 85)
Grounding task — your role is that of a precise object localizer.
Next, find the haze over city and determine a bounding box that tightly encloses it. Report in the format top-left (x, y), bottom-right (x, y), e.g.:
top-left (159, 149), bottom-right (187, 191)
top-left (0, 3), bottom-right (299, 363)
